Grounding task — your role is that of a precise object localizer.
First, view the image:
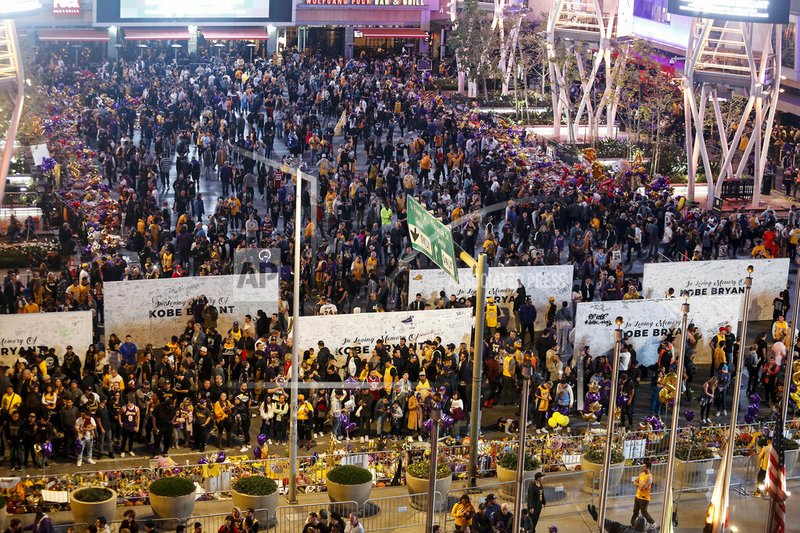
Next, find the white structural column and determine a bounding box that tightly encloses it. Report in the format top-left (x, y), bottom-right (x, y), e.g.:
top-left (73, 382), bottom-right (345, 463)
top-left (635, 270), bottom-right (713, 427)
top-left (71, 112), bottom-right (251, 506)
top-left (545, 0), bottom-right (618, 142)
top-left (0, 18), bottom-right (24, 206)
top-left (683, 19), bottom-right (782, 209)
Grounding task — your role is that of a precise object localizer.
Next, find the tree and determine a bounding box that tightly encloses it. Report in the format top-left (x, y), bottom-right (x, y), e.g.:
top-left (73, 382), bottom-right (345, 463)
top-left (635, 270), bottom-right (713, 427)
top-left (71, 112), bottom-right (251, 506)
top-left (448, 0), bottom-right (498, 98)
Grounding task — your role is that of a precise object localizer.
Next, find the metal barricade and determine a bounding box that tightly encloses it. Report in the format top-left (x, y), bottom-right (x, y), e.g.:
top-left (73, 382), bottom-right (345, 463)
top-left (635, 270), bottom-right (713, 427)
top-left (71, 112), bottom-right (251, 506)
top-left (361, 492), bottom-right (442, 531)
top-left (273, 501), bottom-right (358, 533)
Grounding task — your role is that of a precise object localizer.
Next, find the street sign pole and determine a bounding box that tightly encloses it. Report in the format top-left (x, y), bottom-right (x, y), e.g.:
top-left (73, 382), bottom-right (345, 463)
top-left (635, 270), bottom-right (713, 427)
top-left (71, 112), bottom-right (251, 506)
top-left (466, 252), bottom-right (487, 487)
top-left (406, 196), bottom-right (459, 284)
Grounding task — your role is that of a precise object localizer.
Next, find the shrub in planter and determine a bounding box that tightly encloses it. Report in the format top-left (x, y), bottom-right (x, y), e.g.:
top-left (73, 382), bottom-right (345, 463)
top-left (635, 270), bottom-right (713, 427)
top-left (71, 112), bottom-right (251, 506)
top-left (326, 465), bottom-right (373, 508)
top-left (69, 487), bottom-right (116, 526)
top-left (149, 477), bottom-right (197, 520)
top-left (0, 495), bottom-right (9, 531)
top-left (580, 447), bottom-right (625, 495)
top-left (496, 452), bottom-right (541, 497)
top-left (406, 460), bottom-right (452, 511)
top-left (231, 476), bottom-right (279, 514)
top-left (674, 442), bottom-right (718, 491)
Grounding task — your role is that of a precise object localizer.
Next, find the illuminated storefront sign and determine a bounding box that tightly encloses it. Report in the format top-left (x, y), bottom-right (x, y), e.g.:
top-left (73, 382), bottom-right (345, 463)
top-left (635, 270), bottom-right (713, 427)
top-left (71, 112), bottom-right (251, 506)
top-left (304, 0), bottom-right (426, 6)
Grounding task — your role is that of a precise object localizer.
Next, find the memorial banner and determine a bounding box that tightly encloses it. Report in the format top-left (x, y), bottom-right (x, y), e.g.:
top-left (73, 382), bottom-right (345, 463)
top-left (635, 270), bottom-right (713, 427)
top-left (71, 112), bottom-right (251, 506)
top-left (642, 258), bottom-right (789, 321)
top-left (104, 275), bottom-right (279, 346)
top-left (297, 307), bottom-right (473, 358)
top-left (408, 265), bottom-right (573, 330)
top-left (574, 296), bottom-right (741, 367)
top-left (0, 311), bottom-right (92, 365)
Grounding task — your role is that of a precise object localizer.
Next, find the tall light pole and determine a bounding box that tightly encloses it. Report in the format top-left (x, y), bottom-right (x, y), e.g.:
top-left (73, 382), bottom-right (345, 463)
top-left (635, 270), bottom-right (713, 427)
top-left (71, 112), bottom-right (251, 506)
top-left (767, 256), bottom-right (800, 531)
top-left (715, 265), bottom-right (753, 532)
top-left (425, 403), bottom-right (441, 533)
top-left (661, 294), bottom-right (690, 532)
top-left (597, 316), bottom-right (624, 531)
top-left (513, 360), bottom-right (533, 533)
top-left (465, 251), bottom-right (488, 487)
top-left (288, 168), bottom-right (303, 503)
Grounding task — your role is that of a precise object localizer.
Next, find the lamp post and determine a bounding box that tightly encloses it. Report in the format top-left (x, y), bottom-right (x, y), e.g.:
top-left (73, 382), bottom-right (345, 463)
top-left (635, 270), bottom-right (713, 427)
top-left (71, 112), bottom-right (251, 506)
top-left (514, 360), bottom-right (533, 533)
top-left (661, 294), bottom-right (691, 532)
top-left (247, 42), bottom-right (257, 63)
top-left (597, 316), bottom-right (624, 532)
top-left (466, 252), bottom-right (488, 487)
top-left (766, 256), bottom-right (800, 531)
top-left (213, 42), bottom-right (225, 57)
top-left (425, 403), bottom-right (442, 533)
top-left (288, 168), bottom-right (304, 503)
top-left (715, 265), bottom-right (753, 532)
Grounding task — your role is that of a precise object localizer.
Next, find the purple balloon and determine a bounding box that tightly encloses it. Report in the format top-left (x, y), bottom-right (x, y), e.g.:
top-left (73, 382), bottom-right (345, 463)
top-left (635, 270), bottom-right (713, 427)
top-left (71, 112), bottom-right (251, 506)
top-left (216, 451), bottom-right (227, 463)
top-left (744, 413), bottom-right (756, 424)
top-left (253, 446), bottom-right (262, 459)
top-left (749, 392), bottom-right (761, 405)
top-left (617, 394), bottom-right (628, 406)
top-left (42, 441), bottom-right (53, 456)
top-left (345, 422), bottom-right (357, 433)
top-left (75, 439), bottom-right (83, 454)
top-left (423, 419), bottom-right (433, 433)
top-left (257, 434), bottom-right (268, 446)
top-left (441, 415), bottom-right (454, 429)
top-left (172, 467), bottom-right (182, 475)
top-left (748, 404), bottom-right (760, 416)
top-left (683, 410), bottom-right (695, 423)
top-left (197, 457), bottom-right (209, 464)
top-left (586, 392), bottom-right (601, 403)
top-left (340, 414), bottom-right (349, 425)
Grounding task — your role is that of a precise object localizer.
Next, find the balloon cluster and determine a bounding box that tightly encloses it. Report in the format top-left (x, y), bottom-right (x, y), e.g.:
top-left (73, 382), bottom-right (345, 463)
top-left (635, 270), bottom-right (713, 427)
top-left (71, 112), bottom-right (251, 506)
top-left (423, 414), bottom-right (455, 433)
top-left (642, 415), bottom-right (665, 431)
top-left (744, 392), bottom-right (761, 424)
top-left (548, 412), bottom-right (570, 428)
top-left (581, 382), bottom-right (603, 422)
top-left (658, 373), bottom-right (679, 404)
top-left (789, 360), bottom-right (800, 411)
top-left (340, 414), bottom-right (357, 434)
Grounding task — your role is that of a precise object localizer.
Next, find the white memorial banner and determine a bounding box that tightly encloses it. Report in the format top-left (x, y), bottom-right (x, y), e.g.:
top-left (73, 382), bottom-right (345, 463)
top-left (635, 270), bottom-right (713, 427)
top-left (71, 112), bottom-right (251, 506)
top-left (409, 265), bottom-right (573, 330)
top-left (105, 275), bottom-right (279, 346)
top-left (297, 308), bottom-right (474, 358)
top-left (574, 296), bottom-right (741, 367)
top-left (0, 311), bottom-right (92, 364)
top-left (642, 258), bottom-right (789, 321)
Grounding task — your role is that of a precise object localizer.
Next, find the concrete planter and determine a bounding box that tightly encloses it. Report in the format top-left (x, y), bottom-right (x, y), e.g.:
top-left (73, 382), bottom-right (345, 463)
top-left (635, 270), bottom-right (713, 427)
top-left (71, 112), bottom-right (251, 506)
top-left (69, 488), bottom-right (117, 526)
top-left (149, 492), bottom-right (197, 521)
top-left (674, 458), bottom-right (721, 492)
top-left (326, 479), bottom-right (373, 509)
top-left (580, 456), bottom-right (624, 495)
top-left (0, 505), bottom-right (9, 532)
top-left (231, 490), bottom-right (279, 516)
top-left (496, 464), bottom-right (539, 498)
top-left (406, 473), bottom-right (453, 512)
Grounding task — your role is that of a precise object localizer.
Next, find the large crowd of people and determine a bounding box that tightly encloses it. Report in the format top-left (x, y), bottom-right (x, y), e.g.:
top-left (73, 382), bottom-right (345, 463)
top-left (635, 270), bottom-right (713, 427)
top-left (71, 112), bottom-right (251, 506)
top-left (0, 41), bottom-right (797, 505)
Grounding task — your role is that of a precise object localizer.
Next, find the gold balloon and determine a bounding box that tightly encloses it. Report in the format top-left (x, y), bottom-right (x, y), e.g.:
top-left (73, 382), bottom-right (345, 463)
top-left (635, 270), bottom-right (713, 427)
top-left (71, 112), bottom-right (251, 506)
top-left (792, 360), bottom-right (800, 388)
top-left (658, 372), bottom-right (678, 404)
top-left (581, 412), bottom-right (597, 422)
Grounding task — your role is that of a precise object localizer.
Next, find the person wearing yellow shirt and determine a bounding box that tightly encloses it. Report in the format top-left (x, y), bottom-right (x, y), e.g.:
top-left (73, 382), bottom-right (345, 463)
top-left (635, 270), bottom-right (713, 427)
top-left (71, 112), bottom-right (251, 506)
top-left (297, 394), bottom-right (314, 450)
top-left (772, 315), bottom-right (789, 342)
top-left (451, 494), bottom-right (476, 529)
top-left (21, 298), bottom-right (39, 314)
top-left (1, 386), bottom-right (21, 418)
top-left (755, 436), bottom-right (771, 496)
top-left (213, 392), bottom-right (234, 448)
top-left (366, 252), bottom-right (379, 276)
top-left (419, 152), bottom-right (432, 184)
top-left (500, 350), bottom-right (516, 404)
top-left (416, 371), bottom-right (432, 400)
top-left (631, 460), bottom-right (655, 527)
top-left (534, 381), bottom-right (552, 434)
top-left (485, 297), bottom-right (499, 337)
top-left (160, 248), bottom-right (174, 278)
top-left (451, 205), bottom-right (464, 222)
top-left (751, 241), bottom-right (773, 259)
top-left (383, 361), bottom-right (397, 394)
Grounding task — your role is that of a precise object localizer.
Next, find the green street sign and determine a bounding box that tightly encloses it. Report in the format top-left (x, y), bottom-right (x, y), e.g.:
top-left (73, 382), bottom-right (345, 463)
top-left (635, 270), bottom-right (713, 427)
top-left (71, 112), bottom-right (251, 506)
top-left (406, 196), bottom-right (459, 283)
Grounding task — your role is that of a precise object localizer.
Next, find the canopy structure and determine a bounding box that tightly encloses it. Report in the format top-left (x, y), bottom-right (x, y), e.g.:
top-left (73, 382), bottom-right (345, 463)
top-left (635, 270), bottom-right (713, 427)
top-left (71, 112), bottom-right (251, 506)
top-left (123, 28), bottom-right (190, 41)
top-left (354, 28), bottom-right (428, 39)
top-left (201, 27), bottom-right (268, 40)
top-left (37, 29), bottom-right (110, 42)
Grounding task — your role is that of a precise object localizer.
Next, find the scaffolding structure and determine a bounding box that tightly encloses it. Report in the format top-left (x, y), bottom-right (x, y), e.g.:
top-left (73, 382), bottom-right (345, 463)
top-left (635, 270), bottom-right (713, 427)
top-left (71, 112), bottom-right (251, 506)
top-left (682, 19), bottom-right (782, 209)
top-left (545, 0), bottom-right (622, 142)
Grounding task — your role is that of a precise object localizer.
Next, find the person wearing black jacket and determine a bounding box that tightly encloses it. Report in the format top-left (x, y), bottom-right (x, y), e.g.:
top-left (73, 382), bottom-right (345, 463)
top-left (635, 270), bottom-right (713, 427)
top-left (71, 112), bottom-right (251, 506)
top-left (527, 472), bottom-right (546, 533)
top-left (152, 397), bottom-right (176, 457)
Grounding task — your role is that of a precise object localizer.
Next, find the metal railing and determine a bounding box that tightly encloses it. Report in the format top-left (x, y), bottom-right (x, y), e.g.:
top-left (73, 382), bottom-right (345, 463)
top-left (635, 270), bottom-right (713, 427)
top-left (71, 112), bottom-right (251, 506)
top-left (361, 492), bottom-right (442, 531)
top-left (273, 501), bottom-right (358, 533)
